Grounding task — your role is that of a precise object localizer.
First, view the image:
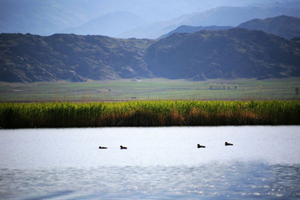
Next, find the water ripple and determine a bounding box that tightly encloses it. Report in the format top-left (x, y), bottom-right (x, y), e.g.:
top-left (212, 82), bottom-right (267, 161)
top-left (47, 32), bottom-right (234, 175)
top-left (1, 162), bottom-right (300, 199)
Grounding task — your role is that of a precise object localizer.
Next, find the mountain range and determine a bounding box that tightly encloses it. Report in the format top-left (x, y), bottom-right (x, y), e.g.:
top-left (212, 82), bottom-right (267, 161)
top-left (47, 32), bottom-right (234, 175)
top-left (145, 28), bottom-right (300, 80)
top-left (1, 21), bottom-right (300, 83)
top-left (159, 26), bottom-right (233, 39)
top-left (238, 15), bottom-right (300, 39)
top-left (1, 0), bottom-right (300, 38)
top-left (121, 2), bottom-right (300, 39)
top-left (162, 15), bottom-right (300, 40)
top-left (0, 34), bottom-right (154, 82)
top-left (62, 12), bottom-right (145, 38)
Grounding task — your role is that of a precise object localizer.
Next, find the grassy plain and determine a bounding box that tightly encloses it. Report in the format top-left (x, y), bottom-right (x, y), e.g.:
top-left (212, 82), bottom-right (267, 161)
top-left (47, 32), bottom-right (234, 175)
top-left (0, 78), bottom-right (300, 102)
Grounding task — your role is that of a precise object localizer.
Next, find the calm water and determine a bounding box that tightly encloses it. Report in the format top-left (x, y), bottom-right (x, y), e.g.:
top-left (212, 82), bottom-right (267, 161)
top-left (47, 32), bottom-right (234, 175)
top-left (0, 126), bottom-right (300, 199)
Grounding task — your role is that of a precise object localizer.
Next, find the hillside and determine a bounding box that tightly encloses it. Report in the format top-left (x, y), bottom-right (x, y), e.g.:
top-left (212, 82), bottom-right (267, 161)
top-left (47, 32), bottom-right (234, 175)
top-left (0, 34), bottom-right (154, 82)
top-left (161, 15), bottom-right (300, 40)
top-left (159, 25), bottom-right (232, 39)
top-left (1, 0), bottom-right (286, 36)
top-left (1, 29), bottom-right (300, 83)
top-left (145, 28), bottom-right (300, 80)
top-left (121, 3), bottom-right (300, 39)
top-left (238, 15), bottom-right (300, 39)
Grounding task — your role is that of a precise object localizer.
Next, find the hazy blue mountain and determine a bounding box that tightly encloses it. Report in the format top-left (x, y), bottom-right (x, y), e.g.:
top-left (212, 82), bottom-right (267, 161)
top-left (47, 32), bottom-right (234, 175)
top-left (159, 15), bottom-right (300, 40)
top-left (62, 12), bottom-right (145, 37)
top-left (1, 0), bottom-right (298, 36)
top-left (121, 2), bottom-right (300, 38)
top-left (0, 0), bottom-right (89, 35)
top-left (0, 0), bottom-right (204, 35)
top-left (238, 15), bottom-right (300, 39)
top-left (159, 25), bottom-right (233, 39)
top-left (145, 28), bottom-right (300, 80)
top-left (0, 33), bottom-right (154, 82)
top-left (1, 29), bottom-right (300, 82)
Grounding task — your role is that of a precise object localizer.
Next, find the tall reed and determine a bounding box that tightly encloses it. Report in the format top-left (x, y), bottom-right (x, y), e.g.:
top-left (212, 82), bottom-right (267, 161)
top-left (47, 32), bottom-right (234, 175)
top-left (0, 100), bottom-right (299, 128)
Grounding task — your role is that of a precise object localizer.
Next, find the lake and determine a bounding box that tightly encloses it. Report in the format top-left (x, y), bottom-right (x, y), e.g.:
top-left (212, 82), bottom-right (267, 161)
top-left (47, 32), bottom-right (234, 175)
top-left (0, 126), bottom-right (300, 199)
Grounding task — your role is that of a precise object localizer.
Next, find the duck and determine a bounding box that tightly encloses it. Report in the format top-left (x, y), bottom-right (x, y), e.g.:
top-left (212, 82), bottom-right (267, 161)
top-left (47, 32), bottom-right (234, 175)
top-left (99, 146), bottom-right (108, 149)
top-left (225, 142), bottom-right (233, 146)
top-left (120, 145), bottom-right (127, 149)
top-left (197, 144), bottom-right (206, 148)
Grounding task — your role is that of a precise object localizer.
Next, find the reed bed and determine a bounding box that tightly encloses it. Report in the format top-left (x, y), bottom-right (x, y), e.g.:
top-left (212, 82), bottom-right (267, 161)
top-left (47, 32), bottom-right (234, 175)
top-left (0, 100), bottom-right (300, 128)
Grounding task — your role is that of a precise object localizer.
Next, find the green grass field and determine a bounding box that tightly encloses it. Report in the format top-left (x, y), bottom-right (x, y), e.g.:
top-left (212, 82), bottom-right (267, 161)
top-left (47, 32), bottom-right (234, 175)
top-left (0, 78), bottom-right (300, 102)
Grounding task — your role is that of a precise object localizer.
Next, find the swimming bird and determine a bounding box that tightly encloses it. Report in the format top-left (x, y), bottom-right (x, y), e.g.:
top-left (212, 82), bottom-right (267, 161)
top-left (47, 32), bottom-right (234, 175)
top-left (120, 145), bottom-right (127, 149)
top-left (99, 146), bottom-right (108, 149)
top-left (197, 144), bottom-right (206, 148)
top-left (225, 142), bottom-right (233, 146)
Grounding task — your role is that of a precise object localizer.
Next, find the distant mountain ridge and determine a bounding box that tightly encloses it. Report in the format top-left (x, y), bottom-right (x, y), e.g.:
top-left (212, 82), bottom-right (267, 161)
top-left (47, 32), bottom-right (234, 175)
top-left (2, 0), bottom-right (274, 36)
top-left (238, 15), bottom-right (300, 39)
top-left (61, 12), bottom-right (145, 37)
top-left (121, 3), bottom-right (300, 38)
top-left (1, 28), bottom-right (300, 82)
top-left (161, 15), bottom-right (300, 40)
top-left (2, 0), bottom-right (300, 38)
top-left (159, 25), bottom-right (232, 39)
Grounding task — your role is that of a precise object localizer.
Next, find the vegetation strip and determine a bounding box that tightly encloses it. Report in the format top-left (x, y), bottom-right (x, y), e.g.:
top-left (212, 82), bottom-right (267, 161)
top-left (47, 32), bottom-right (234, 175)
top-left (1, 78), bottom-right (300, 102)
top-left (1, 100), bottom-right (300, 128)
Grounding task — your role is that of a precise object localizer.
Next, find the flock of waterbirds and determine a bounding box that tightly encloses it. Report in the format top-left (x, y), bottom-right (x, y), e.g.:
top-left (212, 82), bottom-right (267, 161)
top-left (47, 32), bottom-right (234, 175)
top-left (99, 142), bottom-right (233, 149)
top-left (98, 145), bottom-right (127, 149)
top-left (197, 141), bottom-right (233, 148)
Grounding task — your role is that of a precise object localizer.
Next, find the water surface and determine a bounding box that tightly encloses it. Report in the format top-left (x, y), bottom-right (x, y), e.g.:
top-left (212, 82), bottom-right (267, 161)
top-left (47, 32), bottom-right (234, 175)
top-left (0, 126), bottom-right (299, 199)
